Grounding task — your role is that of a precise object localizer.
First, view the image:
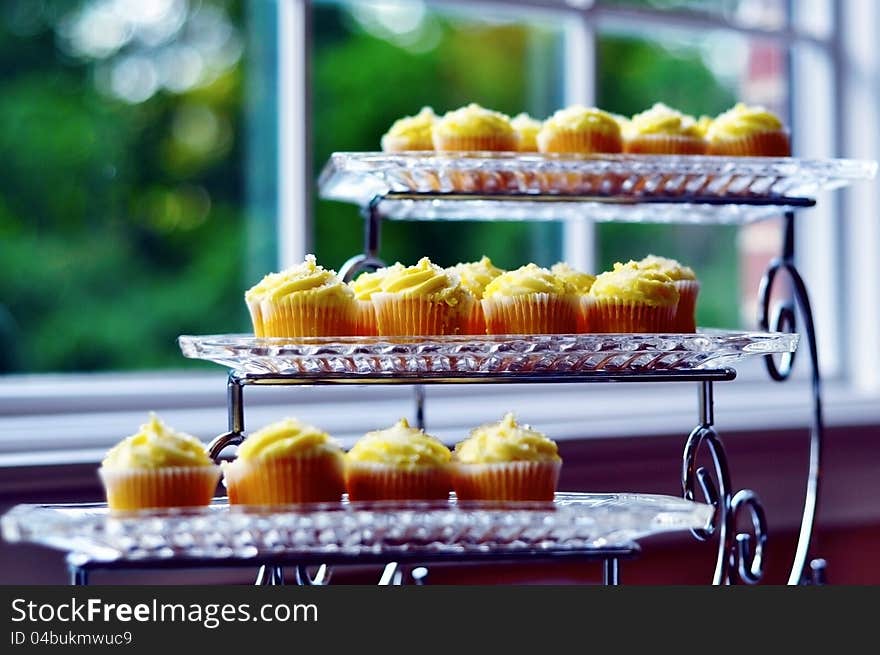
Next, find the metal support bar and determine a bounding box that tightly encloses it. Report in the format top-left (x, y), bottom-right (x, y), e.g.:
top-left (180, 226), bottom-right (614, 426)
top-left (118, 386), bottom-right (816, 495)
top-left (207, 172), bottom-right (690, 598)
top-left (757, 210), bottom-right (825, 585)
top-left (602, 558), bottom-right (620, 586)
top-left (413, 385), bottom-right (426, 430)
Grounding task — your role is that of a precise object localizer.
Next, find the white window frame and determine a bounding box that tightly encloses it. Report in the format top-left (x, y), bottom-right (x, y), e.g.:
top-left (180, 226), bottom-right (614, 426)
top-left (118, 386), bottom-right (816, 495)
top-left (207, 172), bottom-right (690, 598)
top-left (1, 0), bottom-right (879, 467)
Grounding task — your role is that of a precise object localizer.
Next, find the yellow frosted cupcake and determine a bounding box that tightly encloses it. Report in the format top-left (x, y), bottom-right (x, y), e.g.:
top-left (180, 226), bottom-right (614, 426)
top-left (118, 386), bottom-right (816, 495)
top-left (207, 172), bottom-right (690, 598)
top-left (706, 103), bottom-right (790, 156)
top-left (348, 264), bottom-right (404, 336)
top-left (432, 103), bottom-right (517, 152)
top-left (450, 256), bottom-right (505, 335)
top-left (511, 113), bottom-right (542, 152)
top-left (551, 262), bottom-right (597, 333)
top-left (371, 257), bottom-right (466, 336)
top-left (452, 413), bottom-right (561, 502)
top-left (222, 417), bottom-right (345, 506)
top-left (695, 115), bottom-right (713, 138)
top-left (481, 263), bottom-right (578, 334)
top-left (587, 261), bottom-right (679, 333)
top-left (637, 255), bottom-right (699, 333)
top-left (245, 255), bottom-right (356, 337)
top-left (345, 418), bottom-right (452, 501)
top-left (624, 103), bottom-right (707, 155)
top-left (537, 105), bottom-right (623, 154)
top-left (99, 414), bottom-right (220, 511)
top-left (381, 107), bottom-right (436, 152)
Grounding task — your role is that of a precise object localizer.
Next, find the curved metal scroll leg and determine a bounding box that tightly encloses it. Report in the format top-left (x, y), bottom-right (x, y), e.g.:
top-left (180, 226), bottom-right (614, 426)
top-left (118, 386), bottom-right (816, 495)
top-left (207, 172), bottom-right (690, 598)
top-left (730, 490), bottom-right (768, 585)
top-left (256, 565), bottom-right (285, 585)
top-left (683, 381), bottom-right (768, 585)
top-left (757, 211), bottom-right (823, 585)
top-left (682, 424), bottom-right (732, 585)
top-left (295, 564), bottom-right (331, 585)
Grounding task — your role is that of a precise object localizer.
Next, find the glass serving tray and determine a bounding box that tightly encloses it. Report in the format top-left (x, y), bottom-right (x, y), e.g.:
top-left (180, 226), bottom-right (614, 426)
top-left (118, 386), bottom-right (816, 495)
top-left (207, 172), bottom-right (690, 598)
top-left (318, 152), bottom-right (877, 224)
top-left (178, 329), bottom-right (798, 378)
top-left (1, 493), bottom-right (713, 563)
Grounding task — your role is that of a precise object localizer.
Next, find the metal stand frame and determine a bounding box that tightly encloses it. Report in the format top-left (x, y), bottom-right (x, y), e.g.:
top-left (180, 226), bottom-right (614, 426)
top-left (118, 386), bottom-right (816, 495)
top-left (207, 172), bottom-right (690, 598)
top-left (62, 195), bottom-right (828, 587)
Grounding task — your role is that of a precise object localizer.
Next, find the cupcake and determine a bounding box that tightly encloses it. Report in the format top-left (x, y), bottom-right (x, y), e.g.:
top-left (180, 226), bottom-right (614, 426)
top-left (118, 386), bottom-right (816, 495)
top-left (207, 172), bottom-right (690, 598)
top-left (371, 257), bottom-right (466, 336)
top-left (452, 413), bottom-right (561, 502)
top-left (380, 107), bottom-right (436, 152)
top-left (99, 414), bottom-right (220, 511)
top-left (551, 262), bottom-right (597, 332)
top-left (481, 263), bottom-right (578, 334)
top-left (586, 261), bottom-right (679, 333)
top-left (450, 256), bottom-right (505, 335)
top-left (511, 113), bottom-right (542, 152)
top-left (537, 105), bottom-right (623, 154)
top-left (245, 254), bottom-right (356, 338)
top-left (345, 418), bottom-right (452, 501)
top-left (222, 417), bottom-right (345, 505)
top-left (431, 103), bottom-right (517, 152)
top-left (706, 103), bottom-right (790, 156)
top-left (637, 255), bottom-right (699, 333)
top-left (348, 264), bottom-right (404, 336)
top-left (624, 103), bottom-right (707, 155)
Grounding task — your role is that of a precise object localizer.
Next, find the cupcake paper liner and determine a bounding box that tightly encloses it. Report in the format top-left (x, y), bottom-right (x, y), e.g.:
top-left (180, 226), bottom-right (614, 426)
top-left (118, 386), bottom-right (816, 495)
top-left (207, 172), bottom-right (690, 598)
top-left (452, 460), bottom-right (561, 502)
top-left (432, 134), bottom-right (517, 152)
top-left (624, 134), bottom-right (707, 155)
top-left (585, 298), bottom-right (677, 333)
top-left (345, 461), bottom-right (452, 501)
top-left (354, 299), bottom-right (378, 336)
top-left (222, 453), bottom-right (345, 506)
top-left (250, 293), bottom-right (356, 338)
top-left (481, 293), bottom-right (579, 334)
top-left (381, 134), bottom-right (433, 152)
top-left (99, 466), bottom-right (221, 511)
top-left (707, 130), bottom-right (791, 157)
top-left (577, 295), bottom-right (597, 333)
top-left (673, 280), bottom-right (700, 333)
top-left (537, 128), bottom-right (622, 154)
top-left (457, 294), bottom-right (487, 335)
top-left (371, 293), bottom-right (459, 336)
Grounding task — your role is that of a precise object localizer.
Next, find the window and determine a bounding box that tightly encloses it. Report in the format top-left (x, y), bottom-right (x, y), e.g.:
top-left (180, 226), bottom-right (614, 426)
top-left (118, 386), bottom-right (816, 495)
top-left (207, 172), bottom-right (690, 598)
top-left (2, 0), bottom-right (880, 461)
top-left (0, 0), bottom-right (257, 374)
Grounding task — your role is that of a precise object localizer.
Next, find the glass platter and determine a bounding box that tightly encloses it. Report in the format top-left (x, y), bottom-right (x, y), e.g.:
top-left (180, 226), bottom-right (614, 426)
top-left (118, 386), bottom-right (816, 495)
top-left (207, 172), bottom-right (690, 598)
top-left (178, 329), bottom-right (798, 378)
top-left (1, 493), bottom-right (713, 563)
top-left (318, 152), bottom-right (877, 224)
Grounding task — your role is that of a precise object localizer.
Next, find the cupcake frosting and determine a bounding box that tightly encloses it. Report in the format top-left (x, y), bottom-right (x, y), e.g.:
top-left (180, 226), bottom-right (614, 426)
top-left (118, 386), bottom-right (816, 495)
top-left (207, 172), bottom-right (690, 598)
top-left (349, 264), bottom-right (405, 301)
top-left (454, 413), bottom-right (561, 464)
top-left (629, 103), bottom-right (701, 137)
top-left (347, 418), bottom-right (451, 468)
top-left (636, 255), bottom-right (696, 281)
top-left (381, 107), bottom-right (436, 151)
top-left (433, 103), bottom-right (514, 139)
top-left (551, 262), bottom-right (596, 294)
top-left (245, 255), bottom-right (353, 304)
top-left (378, 257), bottom-right (464, 306)
top-left (102, 414), bottom-right (213, 470)
top-left (452, 256), bottom-right (504, 297)
top-left (590, 262), bottom-right (680, 307)
top-left (236, 418), bottom-right (343, 462)
top-left (707, 103), bottom-right (785, 139)
top-left (483, 263), bottom-right (571, 298)
top-left (540, 105), bottom-right (621, 136)
top-left (511, 113), bottom-right (542, 151)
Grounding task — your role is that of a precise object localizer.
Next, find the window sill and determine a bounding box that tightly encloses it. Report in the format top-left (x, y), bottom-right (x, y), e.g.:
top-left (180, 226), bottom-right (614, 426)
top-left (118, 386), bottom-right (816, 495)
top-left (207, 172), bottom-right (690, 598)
top-left (1, 365), bottom-right (878, 467)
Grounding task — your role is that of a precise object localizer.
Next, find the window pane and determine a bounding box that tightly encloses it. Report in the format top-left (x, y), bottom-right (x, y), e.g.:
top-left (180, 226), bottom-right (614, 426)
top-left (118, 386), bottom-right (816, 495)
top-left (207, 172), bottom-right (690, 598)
top-left (596, 26), bottom-right (789, 328)
top-left (1, 0), bottom-right (259, 374)
top-left (311, 1), bottom-right (566, 272)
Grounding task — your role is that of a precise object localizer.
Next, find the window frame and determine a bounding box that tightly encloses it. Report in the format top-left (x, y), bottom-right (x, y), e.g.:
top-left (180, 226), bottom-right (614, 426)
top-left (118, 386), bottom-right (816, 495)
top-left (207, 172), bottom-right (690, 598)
top-left (1, 0), bottom-right (878, 466)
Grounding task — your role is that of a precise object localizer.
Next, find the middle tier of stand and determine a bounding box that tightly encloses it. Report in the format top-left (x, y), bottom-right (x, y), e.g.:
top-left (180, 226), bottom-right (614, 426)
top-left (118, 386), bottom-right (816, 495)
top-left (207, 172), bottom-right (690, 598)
top-left (179, 330), bottom-right (797, 382)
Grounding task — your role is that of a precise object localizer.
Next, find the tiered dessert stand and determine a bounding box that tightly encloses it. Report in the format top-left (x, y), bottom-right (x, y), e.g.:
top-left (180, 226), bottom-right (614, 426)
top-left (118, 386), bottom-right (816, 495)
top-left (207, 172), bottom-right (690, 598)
top-left (2, 153), bottom-right (874, 586)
